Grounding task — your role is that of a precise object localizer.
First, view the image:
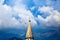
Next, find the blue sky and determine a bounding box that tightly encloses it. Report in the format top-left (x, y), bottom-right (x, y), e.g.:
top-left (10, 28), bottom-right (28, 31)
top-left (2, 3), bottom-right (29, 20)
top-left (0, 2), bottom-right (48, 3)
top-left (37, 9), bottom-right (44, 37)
top-left (0, 0), bottom-right (60, 40)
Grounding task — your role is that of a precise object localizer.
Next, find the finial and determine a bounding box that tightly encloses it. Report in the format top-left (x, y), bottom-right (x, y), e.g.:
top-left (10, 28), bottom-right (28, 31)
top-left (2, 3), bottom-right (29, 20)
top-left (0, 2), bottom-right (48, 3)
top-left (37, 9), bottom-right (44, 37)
top-left (29, 20), bottom-right (31, 22)
top-left (29, 17), bottom-right (31, 22)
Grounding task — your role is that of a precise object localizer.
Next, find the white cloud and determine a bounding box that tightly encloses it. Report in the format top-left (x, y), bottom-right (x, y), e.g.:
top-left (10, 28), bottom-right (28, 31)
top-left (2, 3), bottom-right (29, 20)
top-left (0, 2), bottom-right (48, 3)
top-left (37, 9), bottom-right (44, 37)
top-left (13, 4), bottom-right (37, 27)
top-left (38, 6), bottom-right (53, 13)
top-left (0, 0), bottom-right (60, 29)
top-left (0, 0), bottom-right (37, 28)
top-left (0, 0), bottom-right (4, 4)
top-left (46, 0), bottom-right (60, 11)
top-left (30, 6), bottom-right (36, 11)
top-left (38, 6), bottom-right (60, 27)
top-left (0, 4), bottom-right (16, 27)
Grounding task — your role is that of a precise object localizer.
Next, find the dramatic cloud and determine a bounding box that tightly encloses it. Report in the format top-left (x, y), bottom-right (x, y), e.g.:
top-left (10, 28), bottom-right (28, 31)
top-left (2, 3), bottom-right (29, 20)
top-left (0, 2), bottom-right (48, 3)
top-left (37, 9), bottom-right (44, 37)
top-left (38, 6), bottom-right (60, 27)
top-left (46, 0), bottom-right (60, 11)
top-left (0, 0), bottom-right (37, 28)
top-left (0, 0), bottom-right (60, 29)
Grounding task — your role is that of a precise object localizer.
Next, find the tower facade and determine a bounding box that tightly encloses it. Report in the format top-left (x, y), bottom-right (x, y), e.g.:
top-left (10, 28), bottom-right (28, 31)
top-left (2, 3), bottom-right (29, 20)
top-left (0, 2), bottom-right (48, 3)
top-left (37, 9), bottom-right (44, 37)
top-left (26, 20), bottom-right (34, 40)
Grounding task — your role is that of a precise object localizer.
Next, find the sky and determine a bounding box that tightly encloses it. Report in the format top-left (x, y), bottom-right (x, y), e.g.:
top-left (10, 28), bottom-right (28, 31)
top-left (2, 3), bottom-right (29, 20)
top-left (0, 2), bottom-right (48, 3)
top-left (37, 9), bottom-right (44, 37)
top-left (0, 0), bottom-right (60, 40)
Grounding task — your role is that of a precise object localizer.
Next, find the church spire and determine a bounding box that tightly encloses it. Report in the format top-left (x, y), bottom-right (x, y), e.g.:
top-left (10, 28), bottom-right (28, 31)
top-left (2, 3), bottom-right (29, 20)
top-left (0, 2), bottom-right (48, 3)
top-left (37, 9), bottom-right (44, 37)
top-left (26, 19), bottom-right (34, 40)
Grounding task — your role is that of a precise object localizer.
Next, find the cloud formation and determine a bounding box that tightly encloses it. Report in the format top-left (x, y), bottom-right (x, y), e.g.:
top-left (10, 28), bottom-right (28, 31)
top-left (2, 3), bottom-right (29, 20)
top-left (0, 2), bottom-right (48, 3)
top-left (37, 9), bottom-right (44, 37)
top-left (0, 0), bottom-right (60, 29)
top-left (0, 0), bottom-right (37, 28)
top-left (38, 6), bottom-right (60, 27)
